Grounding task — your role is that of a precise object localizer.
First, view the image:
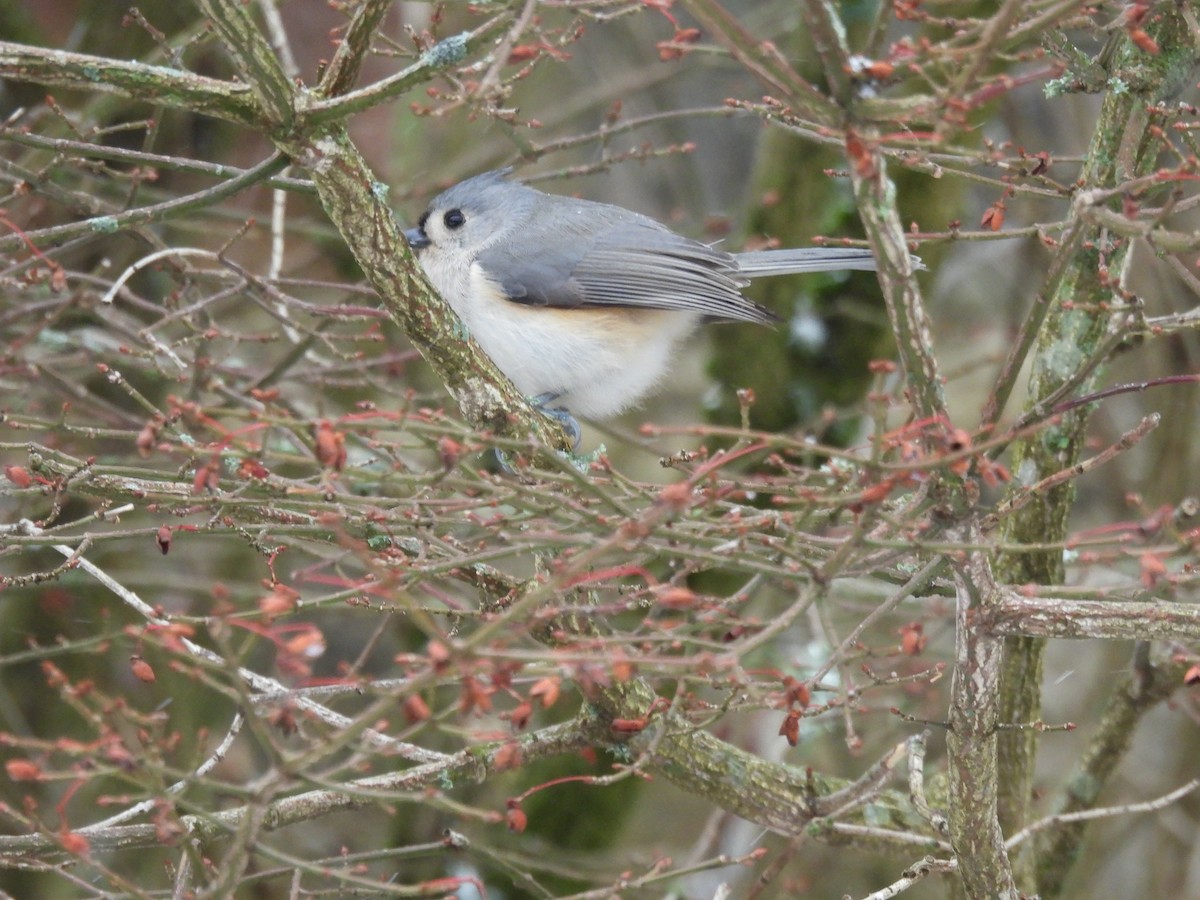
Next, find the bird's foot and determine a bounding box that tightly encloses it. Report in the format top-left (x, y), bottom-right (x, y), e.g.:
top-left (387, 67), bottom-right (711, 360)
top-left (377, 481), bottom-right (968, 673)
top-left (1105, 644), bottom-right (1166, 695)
top-left (531, 392), bottom-right (581, 450)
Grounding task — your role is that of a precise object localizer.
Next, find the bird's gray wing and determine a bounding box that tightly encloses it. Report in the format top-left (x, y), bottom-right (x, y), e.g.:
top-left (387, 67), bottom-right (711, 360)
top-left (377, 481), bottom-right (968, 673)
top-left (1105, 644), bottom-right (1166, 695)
top-left (476, 209), bottom-right (776, 324)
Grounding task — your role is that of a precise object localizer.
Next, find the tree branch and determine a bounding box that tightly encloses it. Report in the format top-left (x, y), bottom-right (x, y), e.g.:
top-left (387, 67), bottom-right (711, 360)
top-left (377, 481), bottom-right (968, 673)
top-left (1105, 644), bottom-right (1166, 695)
top-left (0, 40), bottom-right (258, 126)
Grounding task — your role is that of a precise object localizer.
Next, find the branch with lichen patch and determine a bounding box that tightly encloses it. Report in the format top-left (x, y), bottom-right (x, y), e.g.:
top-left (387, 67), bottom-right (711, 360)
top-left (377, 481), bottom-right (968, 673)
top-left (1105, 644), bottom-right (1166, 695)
top-left (0, 40), bottom-right (258, 126)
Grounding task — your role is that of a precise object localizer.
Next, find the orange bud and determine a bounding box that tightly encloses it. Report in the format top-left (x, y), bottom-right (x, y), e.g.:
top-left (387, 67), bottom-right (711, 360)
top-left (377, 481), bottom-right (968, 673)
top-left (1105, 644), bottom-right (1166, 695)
top-left (899, 622), bottom-right (927, 656)
top-left (656, 481), bottom-right (693, 510)
top-left (135, 420), bottom-right (160, 458)
top-left (4, 465), bottom-right (32, 487)
top-left (493, 741), bottom-right (522, 771)
top-left (656, 586), bottom-right (698, 609)
top-left (506, 805), bottom-right (528, 833)
top-left (58, 830), bottom-right (90, 856)
top-left (427, 641), bottom-right (451, 671)
top-left (1129, 28), bottom-right (1159, 55)
top-left (492, 744), bottom-right (520, 772)
top-left (314, 421), bottom-right (347, 472)
top-left (282, 627), bottom-right (326, 659)
top-left (508, 44), bottom-right (541, 63)
top-left (403, 694), bottom-right (431, 724)
top-left (1139, 552), bottom-right (1168, 588)
top-left (259, 583), bottom-right (300, 617)
top-left (610, 717), bottom-right (648, 733)
top-left (981, 201), bottom-right (1006, 231)
top-left (437, 436), bottom-right (464, 470)
top-left (130, 656), bottom-right (156, 683)
top-left (863, 60), bottom-right (895, 79)
top-left (508, 700), bottom-right (533, 731)
top-left (5, 759), bottom-right (41, 781)
top-left (529, 676), bottom-right (561, 708)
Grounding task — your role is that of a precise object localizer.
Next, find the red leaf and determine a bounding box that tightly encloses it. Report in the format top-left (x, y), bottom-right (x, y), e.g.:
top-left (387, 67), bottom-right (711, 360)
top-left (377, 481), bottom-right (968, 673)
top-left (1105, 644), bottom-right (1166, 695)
top-left (781, 676), bottom-right (810, 708)
top-left (778, 710), bottom-right (800, 747)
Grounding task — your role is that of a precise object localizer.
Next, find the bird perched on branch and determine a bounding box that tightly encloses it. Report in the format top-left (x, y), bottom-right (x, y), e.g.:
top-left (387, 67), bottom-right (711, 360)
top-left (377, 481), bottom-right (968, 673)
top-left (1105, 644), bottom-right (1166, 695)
top-left (404, 169), bottom-right (882, 441)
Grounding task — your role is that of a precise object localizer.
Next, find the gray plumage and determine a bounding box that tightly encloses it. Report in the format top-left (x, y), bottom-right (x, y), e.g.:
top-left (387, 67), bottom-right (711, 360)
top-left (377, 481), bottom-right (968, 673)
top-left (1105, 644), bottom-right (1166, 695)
top-left (403, 169), bottom-right (888, 421)
top-left (411, 169), bottom-right (877, 325)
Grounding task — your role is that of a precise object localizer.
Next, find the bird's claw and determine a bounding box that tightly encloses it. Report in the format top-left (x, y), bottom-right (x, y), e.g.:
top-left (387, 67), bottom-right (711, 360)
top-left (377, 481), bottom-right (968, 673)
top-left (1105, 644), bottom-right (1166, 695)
top-left (531, 393), bottom-right (581, 450)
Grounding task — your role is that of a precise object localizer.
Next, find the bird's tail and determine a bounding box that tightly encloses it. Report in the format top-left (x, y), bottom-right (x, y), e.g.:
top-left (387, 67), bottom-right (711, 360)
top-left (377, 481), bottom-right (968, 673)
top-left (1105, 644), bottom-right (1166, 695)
top-left (733, 247), bottom-right (889, 277)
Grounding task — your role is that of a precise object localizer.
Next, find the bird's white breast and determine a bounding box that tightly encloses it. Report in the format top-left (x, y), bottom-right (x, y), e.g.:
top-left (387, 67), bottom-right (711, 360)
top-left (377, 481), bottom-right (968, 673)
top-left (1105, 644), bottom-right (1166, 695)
top-left (454, 263), bottom-right (700, 419)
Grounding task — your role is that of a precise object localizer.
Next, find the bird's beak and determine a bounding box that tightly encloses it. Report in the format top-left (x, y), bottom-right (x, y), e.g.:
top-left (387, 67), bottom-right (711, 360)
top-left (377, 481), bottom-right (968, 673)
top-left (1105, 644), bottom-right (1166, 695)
top-left (403, 227), bottom-right (430, 251)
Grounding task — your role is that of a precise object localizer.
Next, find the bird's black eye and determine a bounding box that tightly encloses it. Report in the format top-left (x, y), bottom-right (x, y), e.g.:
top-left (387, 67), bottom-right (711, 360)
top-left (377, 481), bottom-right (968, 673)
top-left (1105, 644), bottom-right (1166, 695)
top-left (443, 209), bottom-right (466, 230)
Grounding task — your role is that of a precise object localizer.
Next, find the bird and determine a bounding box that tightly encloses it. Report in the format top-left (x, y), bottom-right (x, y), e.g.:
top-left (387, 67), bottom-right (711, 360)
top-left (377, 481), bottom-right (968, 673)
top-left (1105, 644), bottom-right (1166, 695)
top-left (403, 169), bottom-right (880, 439)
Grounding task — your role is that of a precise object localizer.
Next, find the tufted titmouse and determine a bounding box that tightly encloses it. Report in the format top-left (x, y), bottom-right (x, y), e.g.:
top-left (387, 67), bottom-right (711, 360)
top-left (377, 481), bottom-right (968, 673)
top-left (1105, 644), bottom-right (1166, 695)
top-left (403, 169), bottom-right (879, 427)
